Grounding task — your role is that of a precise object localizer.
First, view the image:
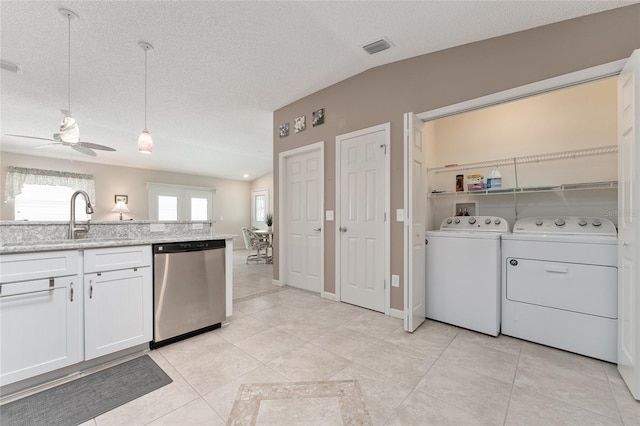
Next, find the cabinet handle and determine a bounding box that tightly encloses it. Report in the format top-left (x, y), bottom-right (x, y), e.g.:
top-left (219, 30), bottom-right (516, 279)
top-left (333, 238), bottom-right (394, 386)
top-left (89, 281), bottom-right (93, 299)
top-left (1, 288), bottom-right (55, 298)
top-left (70, 282), bottom-right (74, 302)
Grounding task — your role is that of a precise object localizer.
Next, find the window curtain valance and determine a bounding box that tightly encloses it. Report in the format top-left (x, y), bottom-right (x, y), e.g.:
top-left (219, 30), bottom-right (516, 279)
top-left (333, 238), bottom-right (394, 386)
top-left (5, 166), bottom-right (95, 200)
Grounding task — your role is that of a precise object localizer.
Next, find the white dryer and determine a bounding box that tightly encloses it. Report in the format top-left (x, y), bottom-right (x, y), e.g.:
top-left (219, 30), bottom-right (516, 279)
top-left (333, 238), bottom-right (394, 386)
top-left (502, 217), bottom-right (617, 362)
top-left (425, 216), bottom-right (510, 336)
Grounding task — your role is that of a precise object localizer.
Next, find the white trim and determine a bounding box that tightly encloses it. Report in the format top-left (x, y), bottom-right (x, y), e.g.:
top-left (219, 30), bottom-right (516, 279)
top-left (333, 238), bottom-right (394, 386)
top-left (335, 123), bottom-right (391, 315)
top-left (272, 279), bottom-right (283, 287)
top-left (278, 141), bottom-right (325, 295)
top-left (389, 308), bottom-right (404, 320)
top-left (145, 181), bottom-right (216, 192)
top-left (418, 59), bottom-right (626, 122)
top-left (321, 291), bottom-right (337, 301)
top-left (403, 113), bottom-right (410, 328)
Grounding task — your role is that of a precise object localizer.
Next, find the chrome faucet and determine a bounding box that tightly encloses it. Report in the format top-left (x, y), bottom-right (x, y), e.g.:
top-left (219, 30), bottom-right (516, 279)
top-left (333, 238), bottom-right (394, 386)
top-left (68, 190), bottom-right (94, 239)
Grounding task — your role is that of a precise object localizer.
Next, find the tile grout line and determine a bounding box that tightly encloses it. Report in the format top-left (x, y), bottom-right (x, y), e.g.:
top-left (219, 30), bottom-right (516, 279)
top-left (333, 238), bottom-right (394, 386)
top-left (502, 338), bottom-right (524, 426)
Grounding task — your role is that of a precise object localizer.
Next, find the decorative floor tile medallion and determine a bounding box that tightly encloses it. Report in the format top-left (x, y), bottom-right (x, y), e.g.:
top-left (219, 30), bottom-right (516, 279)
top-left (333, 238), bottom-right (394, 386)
top-left (228, 380), bottom-right (371, 425)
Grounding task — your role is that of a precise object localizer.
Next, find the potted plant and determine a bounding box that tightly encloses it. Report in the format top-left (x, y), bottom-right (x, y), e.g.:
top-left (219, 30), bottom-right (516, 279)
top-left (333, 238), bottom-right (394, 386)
top-left (265, 213), bottom-right (273, 231)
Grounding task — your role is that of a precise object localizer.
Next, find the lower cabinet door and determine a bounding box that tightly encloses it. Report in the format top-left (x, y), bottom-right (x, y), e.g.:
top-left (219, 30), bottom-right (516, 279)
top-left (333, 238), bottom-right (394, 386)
top-left (0, 276), bottom-right (83, 385)
top-left (84, 267), bottom-right (152, 360)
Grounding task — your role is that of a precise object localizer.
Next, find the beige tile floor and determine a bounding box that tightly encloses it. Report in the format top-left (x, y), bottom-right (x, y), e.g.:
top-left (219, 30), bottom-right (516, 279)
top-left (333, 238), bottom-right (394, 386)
top-left (35, 250), bottom-right (640, 424)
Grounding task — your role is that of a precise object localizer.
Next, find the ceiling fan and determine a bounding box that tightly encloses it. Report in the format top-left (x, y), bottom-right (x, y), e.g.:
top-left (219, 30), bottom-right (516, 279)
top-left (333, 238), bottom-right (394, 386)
top-left (5, 8), bottom-right (116, 157)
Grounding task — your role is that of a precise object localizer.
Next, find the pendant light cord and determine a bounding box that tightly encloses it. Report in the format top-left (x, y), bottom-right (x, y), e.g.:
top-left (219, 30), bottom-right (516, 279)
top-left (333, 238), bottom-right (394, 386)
top-left (67, 14), bottom-right (71, 112)
top-left (144, 48), bottom-right (148, 131)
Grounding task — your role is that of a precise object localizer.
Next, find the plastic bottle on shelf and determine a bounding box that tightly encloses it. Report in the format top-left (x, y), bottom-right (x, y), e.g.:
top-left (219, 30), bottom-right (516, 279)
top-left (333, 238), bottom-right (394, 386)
top-left (487, 167), bottom-right (502, 189)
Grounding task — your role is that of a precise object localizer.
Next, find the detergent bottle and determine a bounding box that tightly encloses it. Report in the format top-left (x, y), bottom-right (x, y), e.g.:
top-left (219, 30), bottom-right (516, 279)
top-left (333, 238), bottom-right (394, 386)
top-left (487, 168), bottom-right (502, 189)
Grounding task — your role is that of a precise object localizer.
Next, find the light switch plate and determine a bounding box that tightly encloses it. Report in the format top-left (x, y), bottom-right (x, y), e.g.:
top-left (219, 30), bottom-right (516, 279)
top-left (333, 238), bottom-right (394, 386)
top-left (326, 210), bottom-right (334, 221)
top-left (392, 274), bottom-right (400, 287)
top-left (396, 209), bottom-right (404, 222)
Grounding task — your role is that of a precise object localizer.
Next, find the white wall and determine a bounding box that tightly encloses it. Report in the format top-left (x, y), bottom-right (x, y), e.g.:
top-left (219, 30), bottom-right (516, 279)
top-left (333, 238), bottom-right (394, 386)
top-left (1, 152), bottom-right (251, 237)
top-left (427, 77), bottom-right (618, 227)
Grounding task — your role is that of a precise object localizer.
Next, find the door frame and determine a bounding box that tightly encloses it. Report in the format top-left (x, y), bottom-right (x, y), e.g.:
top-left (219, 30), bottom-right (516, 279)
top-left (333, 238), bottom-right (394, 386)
top-left (335, 123), bottom-right (391, 315)
top-left (409, 60), bottom-right (627, 323)
top-left (278, 141), bottom-right (325, 294)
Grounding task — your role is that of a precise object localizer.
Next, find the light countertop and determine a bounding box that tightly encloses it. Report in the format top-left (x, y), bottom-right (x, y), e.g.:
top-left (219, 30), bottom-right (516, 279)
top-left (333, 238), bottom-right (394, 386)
top-left (0, 234), bottom-right (237, 254)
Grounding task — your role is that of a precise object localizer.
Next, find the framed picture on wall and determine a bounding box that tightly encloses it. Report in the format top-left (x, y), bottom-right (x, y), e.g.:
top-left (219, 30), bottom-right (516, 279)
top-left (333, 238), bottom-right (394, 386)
top-left (294, 115), bottom-right (306, 133)
top-left (279, 122), bottom-right (289, 138)
top-left (312, 108), bottom-right (324, 126)
top-left (115, 195), bottom-right (128, 204)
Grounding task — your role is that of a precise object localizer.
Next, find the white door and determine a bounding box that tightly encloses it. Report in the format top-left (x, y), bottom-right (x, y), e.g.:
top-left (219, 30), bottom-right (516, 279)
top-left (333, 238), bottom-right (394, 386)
top-left (618, 49), bottom-right (640, 399)
top-left (337, 125), bottom-right (388, 312)
top-left (283, 148), bottom-right (323, 292)
top-left (404, 113), bottom-right (427, 332)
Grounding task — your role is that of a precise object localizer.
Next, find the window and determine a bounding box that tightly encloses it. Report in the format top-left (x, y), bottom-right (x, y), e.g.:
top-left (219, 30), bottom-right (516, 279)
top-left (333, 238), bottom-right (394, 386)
top-left (6, 166), bottom-right (95, 221)
top-left (148, 183), bottom-right (214, 221)
top-left (158, 195), bottom-right (178, 221)
top-left (250, 189), bottom-right (269, 228)
top-left (255, 194), bottom-right (266, 222)
top-left (15, 184), bottom-right (91, 221)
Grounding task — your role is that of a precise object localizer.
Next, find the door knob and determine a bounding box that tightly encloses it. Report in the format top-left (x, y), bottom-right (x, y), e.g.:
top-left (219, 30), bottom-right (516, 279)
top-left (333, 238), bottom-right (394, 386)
top-left (313, 228), bottom-right (322, 232)
top-left (339, 226), bottom-right (348, 232)
top-left (624, 241), bottom-right (631, 246)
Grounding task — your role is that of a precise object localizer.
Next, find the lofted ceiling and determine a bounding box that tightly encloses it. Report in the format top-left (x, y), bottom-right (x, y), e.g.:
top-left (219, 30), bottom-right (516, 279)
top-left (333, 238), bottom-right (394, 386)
top-left (1, 1), bottom-right (636, 181)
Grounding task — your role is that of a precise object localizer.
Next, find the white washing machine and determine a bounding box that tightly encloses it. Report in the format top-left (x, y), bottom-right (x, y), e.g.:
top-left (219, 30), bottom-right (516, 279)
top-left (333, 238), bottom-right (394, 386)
top-left (502, 216), bottom-right (618, 362)
top-left (425, 216), bottom-right (510, 336)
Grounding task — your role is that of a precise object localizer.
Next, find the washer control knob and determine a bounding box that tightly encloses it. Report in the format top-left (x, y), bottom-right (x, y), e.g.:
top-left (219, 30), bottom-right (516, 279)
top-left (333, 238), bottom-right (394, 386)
top-left (494, 219), bottom-right (502, 225)
top-left (485, 218), bottom-right (492, 225)
top-left (593, 219), bottom-right (602, 227)
top-left (454, 218), bottom-right (460, 224)
top-left (578, 219), bottom-right (588, 227)
top-left (446, 218), bottom-right (453, 224)
top-left (535, 219), bottom-right (543, 226)
top-left (468, 217), bottom-right (476, 225)
top-left (555, 218), bottom-right (566, 227)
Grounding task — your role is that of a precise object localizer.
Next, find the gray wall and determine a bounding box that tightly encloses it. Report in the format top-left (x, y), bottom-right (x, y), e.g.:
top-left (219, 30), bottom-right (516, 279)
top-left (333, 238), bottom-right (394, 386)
top-left (273, 5), bottom-right (640, 310)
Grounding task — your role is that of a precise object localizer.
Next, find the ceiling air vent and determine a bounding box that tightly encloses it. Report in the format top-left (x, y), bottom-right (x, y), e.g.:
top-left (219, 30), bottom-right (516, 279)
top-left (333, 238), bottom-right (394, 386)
top-left (362, 37), bottom-right (393, 55)
top-left (1, 59), bottom-right (22, 74)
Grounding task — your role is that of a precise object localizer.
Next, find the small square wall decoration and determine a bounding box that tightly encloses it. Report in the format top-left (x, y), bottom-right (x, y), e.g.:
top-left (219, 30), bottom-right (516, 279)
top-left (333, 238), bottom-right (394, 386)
top-left (279, 122), bottom-right (289, 138)
top-left (294, 115), bottom-right (306, 133)
top-left (312, 108), bottom-right (324, 126)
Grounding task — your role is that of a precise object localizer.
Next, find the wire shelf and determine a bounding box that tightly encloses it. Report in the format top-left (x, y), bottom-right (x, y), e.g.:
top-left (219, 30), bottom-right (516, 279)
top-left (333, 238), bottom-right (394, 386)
top-left (427, 145), bottom-right (618, 173)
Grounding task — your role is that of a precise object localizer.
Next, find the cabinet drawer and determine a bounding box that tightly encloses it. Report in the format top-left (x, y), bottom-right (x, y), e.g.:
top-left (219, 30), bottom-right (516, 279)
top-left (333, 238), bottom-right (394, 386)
top-left (84, 245), bottom-right (151, 273)
top-left (0, 250), bottom-right (79, 284)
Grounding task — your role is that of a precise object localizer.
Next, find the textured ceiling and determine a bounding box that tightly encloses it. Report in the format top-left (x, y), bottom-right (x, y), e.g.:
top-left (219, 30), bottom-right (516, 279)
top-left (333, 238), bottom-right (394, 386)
top-left (1, 1), bottom-right (636, 180)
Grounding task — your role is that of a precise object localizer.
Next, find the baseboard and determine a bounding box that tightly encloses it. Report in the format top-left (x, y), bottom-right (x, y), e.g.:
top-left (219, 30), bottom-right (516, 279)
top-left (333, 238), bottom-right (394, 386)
top-left (321, 291), bottom-right (336, 301)
top-left (272, 279), bottom-right (282, 287)
top-left (389, 308), bottom-right (404, 320)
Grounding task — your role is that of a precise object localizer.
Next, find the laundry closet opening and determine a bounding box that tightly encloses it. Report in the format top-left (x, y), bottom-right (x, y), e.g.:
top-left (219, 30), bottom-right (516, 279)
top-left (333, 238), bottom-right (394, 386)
top-left (424, 75), bottom-right (618, 230)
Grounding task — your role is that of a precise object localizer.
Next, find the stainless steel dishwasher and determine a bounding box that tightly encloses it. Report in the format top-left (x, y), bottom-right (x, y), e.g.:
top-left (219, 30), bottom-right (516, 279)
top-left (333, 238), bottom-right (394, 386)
top-left (151, 239), bottom-right (225, 348)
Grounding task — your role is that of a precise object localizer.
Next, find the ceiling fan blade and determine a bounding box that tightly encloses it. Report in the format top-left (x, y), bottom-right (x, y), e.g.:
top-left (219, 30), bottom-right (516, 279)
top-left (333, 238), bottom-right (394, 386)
top-left (70, 144), bottom-right (97, 156)
top-left (34, 142), bottom-right (63, 149)
top-left (5, 134), bottom-right (57, 142)
top-left (77, 142), bottom-right (116, 151)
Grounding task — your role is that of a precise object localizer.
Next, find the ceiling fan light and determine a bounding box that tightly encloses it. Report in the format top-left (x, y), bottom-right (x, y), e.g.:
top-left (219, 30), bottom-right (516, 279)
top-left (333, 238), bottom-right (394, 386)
top-left (138, 130), bottom-right (152, 153)
top-left (59, 116), bottom-right (79, 142)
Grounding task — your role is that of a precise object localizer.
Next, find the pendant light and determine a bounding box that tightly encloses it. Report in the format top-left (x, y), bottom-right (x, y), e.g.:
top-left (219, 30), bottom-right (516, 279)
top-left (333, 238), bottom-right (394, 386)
top-left (138, 41), bottom-right (153, 154)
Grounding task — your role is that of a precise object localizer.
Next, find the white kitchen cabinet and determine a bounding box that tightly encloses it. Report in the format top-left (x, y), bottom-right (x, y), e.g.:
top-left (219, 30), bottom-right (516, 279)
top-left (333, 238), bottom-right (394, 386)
top-left (83, 246), bottom-right (152, 360)
top-left (0, 251), bottom-right (83, 386)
